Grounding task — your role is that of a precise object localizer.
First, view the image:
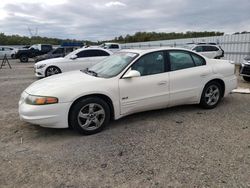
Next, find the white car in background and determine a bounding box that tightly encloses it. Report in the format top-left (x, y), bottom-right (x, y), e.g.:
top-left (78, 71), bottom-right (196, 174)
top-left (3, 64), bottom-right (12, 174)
top-left (100, 43), bottom-right (121, 52)
top-left (184, 44), bottom-right (224, 59)
top-left (19, 48), bottom-right (237, 135)
top-left (34, 48), bottom-right (112, 77)
top-left (0, 46), bottom-right (17, 59)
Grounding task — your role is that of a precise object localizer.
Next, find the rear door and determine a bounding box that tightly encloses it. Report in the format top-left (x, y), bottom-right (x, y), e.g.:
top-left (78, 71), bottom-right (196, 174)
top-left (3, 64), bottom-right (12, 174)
top-left (168, 50), bottom-right (212, 106)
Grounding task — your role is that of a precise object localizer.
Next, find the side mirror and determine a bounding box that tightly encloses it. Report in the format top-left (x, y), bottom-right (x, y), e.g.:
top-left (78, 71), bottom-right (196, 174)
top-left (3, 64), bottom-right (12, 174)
top-left (70, 54), bottom-right (77, 60)
top-left (123, 70), bottom-right (141, 79)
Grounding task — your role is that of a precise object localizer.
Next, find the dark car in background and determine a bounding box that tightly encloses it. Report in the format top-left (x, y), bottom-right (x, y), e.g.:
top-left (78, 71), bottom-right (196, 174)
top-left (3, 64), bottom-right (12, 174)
top-left (15, 44), bottom-right (53, 62)
top-left (239, 55), bottom-right (250, 82)
top-left (34, 47), bottom-right (74, 62)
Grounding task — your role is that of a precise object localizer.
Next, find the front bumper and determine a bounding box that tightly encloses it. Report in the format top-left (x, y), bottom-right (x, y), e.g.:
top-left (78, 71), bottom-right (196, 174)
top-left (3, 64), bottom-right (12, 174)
top-left (240, 64), bottom-right (250, 77)
top-left (19, 99), bottom-right (71, 128)
top-left (34, 67), bottom-right (46, 78)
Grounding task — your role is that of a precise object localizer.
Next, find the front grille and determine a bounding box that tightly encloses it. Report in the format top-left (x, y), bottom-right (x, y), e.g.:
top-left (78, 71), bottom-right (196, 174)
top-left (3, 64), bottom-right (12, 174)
top-left (241, 65), bottom-right (250, 75)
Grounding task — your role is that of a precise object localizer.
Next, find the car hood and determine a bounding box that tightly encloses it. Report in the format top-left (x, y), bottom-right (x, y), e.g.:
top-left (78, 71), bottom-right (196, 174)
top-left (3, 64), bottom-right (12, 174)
top-left (35, 57), bottom-right (66, 66)
top-left (25, 70), bottom-right (106, 102)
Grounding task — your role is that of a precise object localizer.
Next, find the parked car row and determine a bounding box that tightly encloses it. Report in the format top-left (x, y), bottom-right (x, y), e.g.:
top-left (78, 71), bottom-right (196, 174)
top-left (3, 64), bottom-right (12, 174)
top-left (19, 47), bottom-right (237, 135)
top-left (34, 48), bottom-right (112, 77)
top-left (183, 43), bottom-right (224, 59)
top-left (0, 46), bottom-right (17, 59)
top-left (240, 55), bottom-right (250, 82)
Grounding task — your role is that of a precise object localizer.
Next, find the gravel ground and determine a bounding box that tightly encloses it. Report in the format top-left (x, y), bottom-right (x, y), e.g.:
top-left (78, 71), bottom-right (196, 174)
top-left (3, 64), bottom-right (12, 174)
top-left (0, 60), bottom-right (249, 187)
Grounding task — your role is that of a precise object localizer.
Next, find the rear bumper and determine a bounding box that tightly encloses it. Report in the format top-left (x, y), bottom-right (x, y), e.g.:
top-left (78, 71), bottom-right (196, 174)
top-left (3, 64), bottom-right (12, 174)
top-left (224, 75), bottom-right (237, 96)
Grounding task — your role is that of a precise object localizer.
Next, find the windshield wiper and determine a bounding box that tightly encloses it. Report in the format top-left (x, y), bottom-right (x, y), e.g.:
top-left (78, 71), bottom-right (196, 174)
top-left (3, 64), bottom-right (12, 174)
top-left (83, 68), bottom-right (98, 77)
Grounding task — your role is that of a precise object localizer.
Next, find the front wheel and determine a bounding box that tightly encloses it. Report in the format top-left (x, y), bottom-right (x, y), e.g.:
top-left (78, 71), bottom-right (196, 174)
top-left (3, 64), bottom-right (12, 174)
top-left (69, 97), bottom-right (110, 135)
top-left (200, 81), bottom-right (222, 109)
top-left (243, 76), bottom-right (250, 82)
top-left (45, 66), bottom-right (61, 77)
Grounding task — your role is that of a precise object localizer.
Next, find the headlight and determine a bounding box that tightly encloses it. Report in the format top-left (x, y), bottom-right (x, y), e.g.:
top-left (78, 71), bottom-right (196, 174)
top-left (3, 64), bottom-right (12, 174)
top-left (25, 95), bottom-right (58, 105)
top-left (36, 64), bottom-right (46, 69)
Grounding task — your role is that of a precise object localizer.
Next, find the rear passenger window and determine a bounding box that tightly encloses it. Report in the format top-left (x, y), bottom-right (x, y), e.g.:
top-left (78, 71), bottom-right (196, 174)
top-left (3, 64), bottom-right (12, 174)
top-left (77, 50), bottom-right (110, 58)
top-left (191, 53), bottom-right (206, 66)
top-left (193, 46), bottom-right (202, 52)
top-left (169, 51), bottom-right (195, 71)
top-left (202, 46), bottom-right (219, 52)
top-left (109, 44), bottom-right (119, 49)
top-left (98, 50), bottom-right (110, 56)
top-left (210, 46), bottom-right (219, 51)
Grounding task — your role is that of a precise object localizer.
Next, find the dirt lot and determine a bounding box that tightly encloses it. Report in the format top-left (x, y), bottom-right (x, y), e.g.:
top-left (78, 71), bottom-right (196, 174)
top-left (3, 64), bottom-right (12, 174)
top-left (0, 60), bottom-right (249, 187)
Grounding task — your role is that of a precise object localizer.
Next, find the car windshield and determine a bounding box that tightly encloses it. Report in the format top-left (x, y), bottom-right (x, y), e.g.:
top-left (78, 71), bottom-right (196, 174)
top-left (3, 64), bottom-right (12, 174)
top-left (86, 52), bottom-right (139, 78)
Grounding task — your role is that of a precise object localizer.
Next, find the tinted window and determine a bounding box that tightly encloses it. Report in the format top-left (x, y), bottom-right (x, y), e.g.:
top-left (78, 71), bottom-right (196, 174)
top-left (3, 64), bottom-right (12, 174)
top-left (202, 46), bottom-right (219, 52)
top-left (41, 45), bottom-right (52, 52)
top-left (193, 46), bottom-right (202, 52)
top-left (210, 46), bottom-right (219, 51)
top-left (53, 48), bottom-right (64, 54)
top-left (77, 50), bottom-right (110, 58)
top-left (131, 51), bottom-right (165, 76)
top-left (98, 50), bottom-right (110, 56)
top-left (169, 51), bottom-right (195, 71)
top-left (191, 53), bottom-right (206, 66)
top-left (109, 44), bottom-right (119, 49)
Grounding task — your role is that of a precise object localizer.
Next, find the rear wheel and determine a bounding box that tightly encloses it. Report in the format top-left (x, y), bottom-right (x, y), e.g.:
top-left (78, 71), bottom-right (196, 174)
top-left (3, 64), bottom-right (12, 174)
top-left (200, 81), bottom-right (222, 109)
top-left (45, 66), bottom-right (61, 77)
top-left (243, 76), bottom-right (250, 82)
top-left (20, 55), bottom-right (28, 62)
top-left (69, 97), bottom-right (110, 135)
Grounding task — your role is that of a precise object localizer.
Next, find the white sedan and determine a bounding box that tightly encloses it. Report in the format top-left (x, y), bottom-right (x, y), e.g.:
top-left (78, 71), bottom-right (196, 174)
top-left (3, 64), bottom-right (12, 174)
top-left (19, 48), bottom-right (237, 135)
top-left (34, 47), bottom-right (112, 77)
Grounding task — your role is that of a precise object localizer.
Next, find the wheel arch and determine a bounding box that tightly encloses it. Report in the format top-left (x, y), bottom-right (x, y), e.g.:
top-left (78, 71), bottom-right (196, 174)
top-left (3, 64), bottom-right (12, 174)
top-left (45, 65), bottom-right (61, 76)
top-left (68, 93), bottom-right (115, 127)
top-left (202, 78), bottom-right (225, 98)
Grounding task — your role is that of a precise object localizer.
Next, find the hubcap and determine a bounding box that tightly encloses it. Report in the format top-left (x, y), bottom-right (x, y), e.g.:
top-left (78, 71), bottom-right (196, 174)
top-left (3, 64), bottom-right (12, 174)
top-left (47, 67), bottom-right (60, 76)
top-left (205, 85), bottom-right (220, 106)
top-left (77, 103), bottom-right (105, 131)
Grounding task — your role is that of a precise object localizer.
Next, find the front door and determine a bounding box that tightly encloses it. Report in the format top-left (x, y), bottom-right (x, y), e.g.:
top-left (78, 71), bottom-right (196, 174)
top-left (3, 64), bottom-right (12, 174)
top-left (119, 51), bottom-right (170, 115)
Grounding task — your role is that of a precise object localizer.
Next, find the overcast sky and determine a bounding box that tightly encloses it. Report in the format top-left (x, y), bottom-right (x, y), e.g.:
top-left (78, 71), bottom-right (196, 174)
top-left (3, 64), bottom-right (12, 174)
top-left (0, 0), bottom-right (250, 41)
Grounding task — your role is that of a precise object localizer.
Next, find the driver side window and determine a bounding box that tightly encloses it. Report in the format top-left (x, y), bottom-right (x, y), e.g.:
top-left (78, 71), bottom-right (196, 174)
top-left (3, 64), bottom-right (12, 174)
top-left (131, 51), bottom-right (165, 76)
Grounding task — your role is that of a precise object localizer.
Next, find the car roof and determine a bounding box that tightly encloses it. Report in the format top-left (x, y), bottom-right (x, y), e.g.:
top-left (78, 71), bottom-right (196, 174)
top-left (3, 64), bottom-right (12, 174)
top-left (76, 47), bottom-right (113, 54)
top-left (120, 47), bottom-right (195, 56)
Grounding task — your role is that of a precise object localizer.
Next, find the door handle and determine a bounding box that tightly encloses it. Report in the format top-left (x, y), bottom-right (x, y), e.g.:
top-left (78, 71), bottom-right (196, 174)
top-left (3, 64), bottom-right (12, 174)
top-left (158, 81), bottom-right (167, 85)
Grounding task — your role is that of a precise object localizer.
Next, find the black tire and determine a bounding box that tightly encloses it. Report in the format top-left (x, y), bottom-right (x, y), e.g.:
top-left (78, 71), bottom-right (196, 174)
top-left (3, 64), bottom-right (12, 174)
top-left (243, 76), bottom-right (250, 82)
top-left (69, 97), bottom-right (110, 135)
top-left (200, 81), bottom-right (222, 109)
top-left (45, 66), bottom-right (61, 77)
top-left (20, 55), bottom-right (28, 62)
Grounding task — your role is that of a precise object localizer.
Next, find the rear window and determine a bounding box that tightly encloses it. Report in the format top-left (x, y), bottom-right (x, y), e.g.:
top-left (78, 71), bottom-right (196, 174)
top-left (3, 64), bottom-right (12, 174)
top-left (191, 53), bottom-right (206, 66)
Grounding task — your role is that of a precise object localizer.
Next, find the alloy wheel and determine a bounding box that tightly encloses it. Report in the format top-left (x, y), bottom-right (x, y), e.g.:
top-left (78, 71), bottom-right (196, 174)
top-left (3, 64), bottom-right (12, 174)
top-left (204, 84), bottom-right (220, 106)
top-left (77, 103), bottom-right (105, 131)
